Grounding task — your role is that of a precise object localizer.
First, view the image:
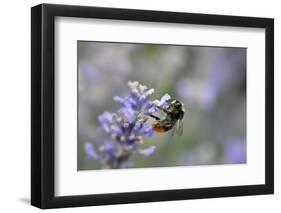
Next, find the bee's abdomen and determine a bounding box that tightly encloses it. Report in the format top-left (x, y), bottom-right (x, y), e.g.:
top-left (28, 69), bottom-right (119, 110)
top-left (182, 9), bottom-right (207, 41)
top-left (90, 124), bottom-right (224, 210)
top-left (152, 124), bottom-right (167, 132)
top-left (152, 121), bottom-right (173, 132)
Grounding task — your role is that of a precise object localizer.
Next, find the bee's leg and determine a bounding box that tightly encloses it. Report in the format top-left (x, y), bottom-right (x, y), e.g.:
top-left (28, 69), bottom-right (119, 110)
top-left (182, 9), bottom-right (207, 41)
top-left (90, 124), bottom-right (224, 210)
top-left (149, 114), bottom-right (161, 121)
top-left (156, 106), bottom-right (171, 114)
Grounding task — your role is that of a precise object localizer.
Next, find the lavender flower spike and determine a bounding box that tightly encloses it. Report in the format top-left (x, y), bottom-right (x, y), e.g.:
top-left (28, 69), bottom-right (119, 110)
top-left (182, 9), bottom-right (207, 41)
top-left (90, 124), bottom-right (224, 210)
top-left (86, 81), bottom-right (158, 169)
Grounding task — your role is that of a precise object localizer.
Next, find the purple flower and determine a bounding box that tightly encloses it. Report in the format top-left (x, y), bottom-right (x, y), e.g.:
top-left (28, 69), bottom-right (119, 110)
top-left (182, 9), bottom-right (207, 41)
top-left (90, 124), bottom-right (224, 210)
top-left (139, 125), bottom-right (153, 137)
top-left (86, 81), bottom-right (158, 169)
top-left (80, 62), bottom-right (97, 81)
top-left (85, 142), bottom-right (98, 160)
top-left (98, 141), bottom-right (130, 169)
top-left (118, 107), bottom-right (137, 123)
top-left (224, 137), bottom-right (246, 164)
top-left (98, 112), bottom-right (113, 133)
top-left (139, 146), bottom-right (156, 157)
top-left (114, 81), bottom-right (156, 115)
top-left (154, 93), bottom-right (171, 109)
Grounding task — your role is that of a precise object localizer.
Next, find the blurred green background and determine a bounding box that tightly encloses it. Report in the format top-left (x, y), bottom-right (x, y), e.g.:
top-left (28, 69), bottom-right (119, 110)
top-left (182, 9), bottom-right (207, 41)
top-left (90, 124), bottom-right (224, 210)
top-left (78, 41), bottom-right (246, 170)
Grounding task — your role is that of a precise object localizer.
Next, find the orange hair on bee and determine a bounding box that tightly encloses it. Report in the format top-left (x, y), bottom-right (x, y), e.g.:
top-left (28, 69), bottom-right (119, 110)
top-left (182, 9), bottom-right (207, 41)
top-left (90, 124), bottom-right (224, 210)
top-left (152, 121), bottom-right (166, 133)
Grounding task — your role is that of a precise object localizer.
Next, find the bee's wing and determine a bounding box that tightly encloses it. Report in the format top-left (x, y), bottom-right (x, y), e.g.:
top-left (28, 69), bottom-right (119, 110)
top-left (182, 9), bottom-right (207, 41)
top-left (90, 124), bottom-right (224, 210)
top-left (176, 119), bottom-right (183, 136)
top-left (170, 123), bottom-right (176, 138)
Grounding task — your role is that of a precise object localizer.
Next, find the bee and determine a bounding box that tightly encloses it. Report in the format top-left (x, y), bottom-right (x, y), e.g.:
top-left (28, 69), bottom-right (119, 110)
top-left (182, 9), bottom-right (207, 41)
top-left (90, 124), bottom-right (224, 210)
top-left (150, 99), bottom-right (185, 136)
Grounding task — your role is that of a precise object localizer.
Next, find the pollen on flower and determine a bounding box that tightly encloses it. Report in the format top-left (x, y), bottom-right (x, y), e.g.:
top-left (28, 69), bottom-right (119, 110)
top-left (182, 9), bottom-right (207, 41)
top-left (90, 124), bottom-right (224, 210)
top-left (146, 88), bottom-right (155, 95)
top-left (111, 133), bottom-right (118, 139)
top-left (128, 81), bottom-right (139, 89)
top-left (131, 88), bottom-right (138, 93)
top-left (129, 134), bottom-right (135, 140)
top-left (140, 95), bottom-right (146, 101)
top-left (153, 100), bottom-right (160, 104)
top-left (123, 123), bottom-right (129, 128)
top-left (139, 84), bottom-right (148, 92)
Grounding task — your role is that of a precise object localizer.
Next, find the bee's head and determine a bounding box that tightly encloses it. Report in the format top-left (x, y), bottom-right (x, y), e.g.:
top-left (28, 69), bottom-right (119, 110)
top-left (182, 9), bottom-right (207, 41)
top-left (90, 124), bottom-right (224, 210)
top-left (174, 101), bottom-right (181, 108)
top-left (173, 100), bottom-right (185, 119)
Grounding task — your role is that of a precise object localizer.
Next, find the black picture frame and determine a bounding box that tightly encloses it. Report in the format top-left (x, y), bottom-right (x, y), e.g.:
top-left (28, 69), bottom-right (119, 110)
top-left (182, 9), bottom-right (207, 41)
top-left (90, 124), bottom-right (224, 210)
top-left (31, 3), bottom-right (274, 209)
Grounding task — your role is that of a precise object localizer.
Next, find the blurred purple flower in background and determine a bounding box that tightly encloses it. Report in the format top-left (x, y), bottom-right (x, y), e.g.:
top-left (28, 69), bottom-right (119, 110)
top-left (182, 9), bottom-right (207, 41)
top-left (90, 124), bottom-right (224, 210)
top-left (224, 137), bottom-right (246, 164)
top-left (175, 49), bottom-right (246, 112)
top-left (80, 62), bottom-right (97, 82)
top-left (84, 142), bottom-right (98, 160)
top-left (198, 49), bottom-right (246, 111)
top-left (85, 81), bottom-right (167, 169)
top-left (198, 60), bottom-right (235, 110)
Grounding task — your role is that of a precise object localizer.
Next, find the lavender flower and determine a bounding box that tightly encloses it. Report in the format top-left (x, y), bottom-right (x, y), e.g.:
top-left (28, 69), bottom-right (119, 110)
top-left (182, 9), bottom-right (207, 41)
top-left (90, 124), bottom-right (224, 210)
top-left (224, 137), bottom-right (246, 164)
top-left (85, 81), bottom-right (165, 169)
top-left (113, 81), bottom-right (157, 115)
top-left (153, 93), bottom-right (171, 109)
top-left (84, 142), bottom-right (98, 160)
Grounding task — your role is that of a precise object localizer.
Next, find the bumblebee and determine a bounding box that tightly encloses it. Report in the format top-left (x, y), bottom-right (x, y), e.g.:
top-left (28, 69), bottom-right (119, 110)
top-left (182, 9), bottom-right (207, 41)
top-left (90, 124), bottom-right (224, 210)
top-left (150, 99), bottom-right (185, 136)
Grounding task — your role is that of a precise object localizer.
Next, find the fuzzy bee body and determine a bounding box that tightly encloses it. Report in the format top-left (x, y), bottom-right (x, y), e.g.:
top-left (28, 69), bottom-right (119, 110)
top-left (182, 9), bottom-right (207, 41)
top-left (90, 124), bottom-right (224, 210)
top-left (152, 120), bottom-right (176, 132)
top-left (150, 99), bottom-right (185, 136)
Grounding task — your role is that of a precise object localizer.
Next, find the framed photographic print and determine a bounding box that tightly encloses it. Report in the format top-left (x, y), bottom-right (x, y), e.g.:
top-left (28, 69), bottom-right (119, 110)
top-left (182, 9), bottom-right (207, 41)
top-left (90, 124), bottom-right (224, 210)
top-left (31, 3), bottom-right (274, 209)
